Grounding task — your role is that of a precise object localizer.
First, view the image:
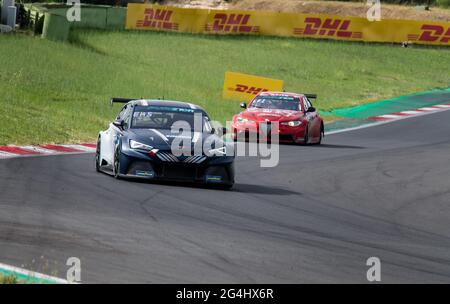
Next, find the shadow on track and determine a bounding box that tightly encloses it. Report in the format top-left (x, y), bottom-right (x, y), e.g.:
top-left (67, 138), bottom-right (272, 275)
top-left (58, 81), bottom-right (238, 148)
top-left (120, 178), bottom-right (300, 195)
top-left (233, 183), bottom-right (302, 196)
top-left (311, 144), bottom-right (366, 149)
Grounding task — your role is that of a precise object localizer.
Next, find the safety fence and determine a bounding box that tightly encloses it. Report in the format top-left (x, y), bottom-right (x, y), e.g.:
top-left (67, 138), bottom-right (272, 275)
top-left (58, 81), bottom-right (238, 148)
top-left (126, 4), bottom-right (450, 46)
top-left (24, 3), bottom-right (126, 41)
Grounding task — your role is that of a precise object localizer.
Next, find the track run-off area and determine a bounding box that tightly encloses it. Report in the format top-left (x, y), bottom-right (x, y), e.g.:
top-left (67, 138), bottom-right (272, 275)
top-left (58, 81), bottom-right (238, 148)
top-left (1, 109), bottom-right (450, 283)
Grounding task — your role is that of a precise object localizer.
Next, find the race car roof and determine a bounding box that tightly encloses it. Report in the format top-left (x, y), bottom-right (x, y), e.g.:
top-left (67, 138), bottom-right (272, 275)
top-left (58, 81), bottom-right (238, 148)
top-left (129, 99), bottom-right (206, 112)
top-left (257, 91), bottom-right (317, 100)
top-left (258, 92), bottom-right (303, 98)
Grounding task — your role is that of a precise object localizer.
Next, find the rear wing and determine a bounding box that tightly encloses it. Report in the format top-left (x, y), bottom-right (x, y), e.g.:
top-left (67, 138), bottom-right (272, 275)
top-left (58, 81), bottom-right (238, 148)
top-left (110, 97), bottom-right (138, 106)
top-left (304, 94), bottom-right (317, 99)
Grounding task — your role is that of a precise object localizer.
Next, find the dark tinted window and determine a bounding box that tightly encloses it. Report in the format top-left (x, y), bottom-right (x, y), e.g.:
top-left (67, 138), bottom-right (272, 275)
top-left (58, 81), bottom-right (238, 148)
top-left (131, 107), bottom-right (211, 131)
top-left (250, 97), bottom-right (300, 111)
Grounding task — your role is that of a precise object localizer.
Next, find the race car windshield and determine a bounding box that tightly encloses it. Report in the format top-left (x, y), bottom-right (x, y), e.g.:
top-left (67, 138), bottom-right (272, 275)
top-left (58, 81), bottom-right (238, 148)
top-left (131, 108), bottom-right (212, 131)
top-left (250, 97), bottom-right (300, 111)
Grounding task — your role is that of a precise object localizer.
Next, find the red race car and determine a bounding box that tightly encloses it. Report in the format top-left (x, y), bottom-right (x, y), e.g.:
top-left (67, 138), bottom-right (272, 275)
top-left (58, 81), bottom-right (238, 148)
top-left (231, 91), bottom-right (324, 144)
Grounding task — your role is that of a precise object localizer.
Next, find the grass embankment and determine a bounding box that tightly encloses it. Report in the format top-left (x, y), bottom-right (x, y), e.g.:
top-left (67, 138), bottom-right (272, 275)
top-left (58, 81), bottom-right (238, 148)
top-left (230, 0), bottom-right (450, 20)
top-left (0, 30), bottom-right (449, 145)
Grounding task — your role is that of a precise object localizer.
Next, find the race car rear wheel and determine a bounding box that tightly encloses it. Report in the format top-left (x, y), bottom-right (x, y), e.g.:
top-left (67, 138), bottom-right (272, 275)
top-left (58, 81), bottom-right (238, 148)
top-left (318, 122), bottom-right (324, 145)
top-left (315, 124), bottom-right (323, 145)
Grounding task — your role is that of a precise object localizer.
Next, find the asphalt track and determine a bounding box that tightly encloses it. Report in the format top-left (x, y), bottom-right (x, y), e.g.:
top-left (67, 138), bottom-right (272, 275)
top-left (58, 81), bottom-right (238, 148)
top-left (1, 110), bottom-right (450, 283)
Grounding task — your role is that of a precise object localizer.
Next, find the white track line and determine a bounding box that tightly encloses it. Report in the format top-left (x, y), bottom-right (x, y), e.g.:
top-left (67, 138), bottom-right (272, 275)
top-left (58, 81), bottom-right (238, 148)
top-left (0, 262), bottom-right (70, 284)
top-left (20, 146), bottom-right (59, 154)
top-left (0, 151), bottom-right (15, 158)
top-left (62, 145), bottom-right (96, 152)
top-left (0, 144), bottom-right (96, 160)
top-left (377, 114), bottom-right (403, 119)
top-left (418, 107), bottom-right (440, 111)
top-left (326, 105), bottom-right (450, 135)
top-left (400, 110), bottom-right (424, 115)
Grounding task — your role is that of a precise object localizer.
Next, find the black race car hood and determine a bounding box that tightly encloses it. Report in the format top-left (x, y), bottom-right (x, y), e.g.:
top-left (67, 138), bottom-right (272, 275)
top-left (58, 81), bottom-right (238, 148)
top-left (126, 128), bottom-right (224, 151)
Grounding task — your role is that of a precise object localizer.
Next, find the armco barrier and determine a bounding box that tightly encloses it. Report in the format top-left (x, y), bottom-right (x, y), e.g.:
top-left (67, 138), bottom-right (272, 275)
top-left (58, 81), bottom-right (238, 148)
top-left (26, 4), bottom-right (127, 41)
top-left (46, 5), bottom-right (127, 30)
top-left (125, 3), bottom-right (450, 46)
top-left (42, 12), bottom-right (70, 41)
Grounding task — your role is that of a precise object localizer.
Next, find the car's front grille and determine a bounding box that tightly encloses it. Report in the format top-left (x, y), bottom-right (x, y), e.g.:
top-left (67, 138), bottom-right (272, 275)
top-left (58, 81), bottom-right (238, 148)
top-left (127, 160), bottom-right (154, 175)
top-left (157, 151), bottom-right (179, 162)
top-left (157, 151), bottom-right (207, 164)
top-left (279, 134), bottom-right (294, 141)
top-left (163, 165), bottom-right (197, 180)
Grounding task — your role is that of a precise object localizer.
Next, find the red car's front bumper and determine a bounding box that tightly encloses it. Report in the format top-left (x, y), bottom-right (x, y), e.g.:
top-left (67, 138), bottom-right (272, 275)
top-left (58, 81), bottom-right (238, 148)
top-left (231, 121), bottom-right (306, 143)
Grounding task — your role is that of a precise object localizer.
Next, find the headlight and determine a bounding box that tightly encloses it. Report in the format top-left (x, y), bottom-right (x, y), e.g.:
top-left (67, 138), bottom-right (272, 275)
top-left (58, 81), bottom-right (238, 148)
top-left (281, 121), bottom-right (302, 127)
top-left (130, 140), bottom-right (153, 151)
top-left (237, 117), bottom-right (249, 124)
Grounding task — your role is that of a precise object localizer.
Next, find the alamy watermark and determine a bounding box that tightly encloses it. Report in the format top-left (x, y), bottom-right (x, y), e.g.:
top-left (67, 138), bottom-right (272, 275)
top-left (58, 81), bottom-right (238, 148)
top-left (66, 0), bottom-right (81, 22)
top-left (366, 0), bottom-right (382, 22)
top-left (165, 113), bottom-right (280, 168)
top-left (66, 257), bottom-right (81, 283)
top-left (366, 257), bottom-right (381, 282)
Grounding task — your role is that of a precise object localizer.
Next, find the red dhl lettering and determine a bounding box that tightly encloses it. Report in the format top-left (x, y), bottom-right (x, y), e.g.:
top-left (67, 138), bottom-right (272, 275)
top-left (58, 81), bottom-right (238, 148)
top-left (413, 25), bottom-right (450, 43)
top-left (136, 9), bottom-right (179, 30)
top-left (294, 17), bottom-right (362, 39)
top-left (205, 13), bottom-right (259, 33)
top-left (230, 84), bottom-right (268, 95)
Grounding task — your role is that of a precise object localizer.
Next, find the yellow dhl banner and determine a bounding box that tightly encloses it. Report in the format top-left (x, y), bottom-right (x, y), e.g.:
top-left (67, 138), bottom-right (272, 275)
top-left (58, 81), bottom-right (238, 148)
top-left (126, 4), bottom-right (450, 46)
top-left (223, 72), bottom-right (284, 102)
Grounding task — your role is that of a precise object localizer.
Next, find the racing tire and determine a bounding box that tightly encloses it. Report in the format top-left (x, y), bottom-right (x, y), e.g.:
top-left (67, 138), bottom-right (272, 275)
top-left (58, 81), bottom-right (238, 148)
top-left (113, 146), bottom-right (121, 179)
top-left (316, 122), bottom-right (324, 145)
top-left (95, 137), bottom-right (101, 172)
top-left (315, 125), bottom-right (323, 145)
top-left (302, 127), bottom-right (309, 146)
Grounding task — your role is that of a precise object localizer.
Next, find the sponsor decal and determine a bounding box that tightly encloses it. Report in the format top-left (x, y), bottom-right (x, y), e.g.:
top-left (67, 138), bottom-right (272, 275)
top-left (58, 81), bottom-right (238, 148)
top-left (205, 175), bottom-right (223, 183)
top-left (135, 170), bottom-right (155, 177)
top-left (126, 4), bottom-right (450, 46)
top-left (205, 13), bottom-right (259, 33)
top-left (294, 17), bottom-right (363, 39)
top-left (407, 24), bottom-right (450, 44)
top-left (223, 72), bottom-right (284, 102)
top-left (232, 84), bottom-right (268, 95)
top-left (136, 8), bottom-right (179, 30)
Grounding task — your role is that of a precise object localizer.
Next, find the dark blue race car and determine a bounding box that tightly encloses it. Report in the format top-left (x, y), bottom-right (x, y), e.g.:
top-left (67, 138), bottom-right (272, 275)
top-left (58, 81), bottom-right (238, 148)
top-left (96, 98), bottom-right (235, 188)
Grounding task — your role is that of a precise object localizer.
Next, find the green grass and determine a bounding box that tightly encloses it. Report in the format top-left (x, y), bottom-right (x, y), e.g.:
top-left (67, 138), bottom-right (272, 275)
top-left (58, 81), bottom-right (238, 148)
top-left (0, 30), bottom-right (449, 145)
top-left (0, 273), bottom-right (20, 284)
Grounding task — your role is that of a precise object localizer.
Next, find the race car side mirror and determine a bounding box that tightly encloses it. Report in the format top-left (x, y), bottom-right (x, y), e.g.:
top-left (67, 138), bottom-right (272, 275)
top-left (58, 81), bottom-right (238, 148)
top-left (113, 119), bottom-right (125, 128)
top-left (306, 107), bottom-right (316, 113)
top-left (240, 102), bottom-right (247, 109)
top-left (221, 127), bottom-right (228, 135)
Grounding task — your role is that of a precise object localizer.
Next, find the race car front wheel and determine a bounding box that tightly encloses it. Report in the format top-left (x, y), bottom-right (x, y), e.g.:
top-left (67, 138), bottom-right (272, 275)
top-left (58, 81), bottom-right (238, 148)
top-left (302, 127), bottom-right (309, 145)
top-left (95, 138), bottom-right (101, 172)
top-left (113, 146), bottom-right (121, 179)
